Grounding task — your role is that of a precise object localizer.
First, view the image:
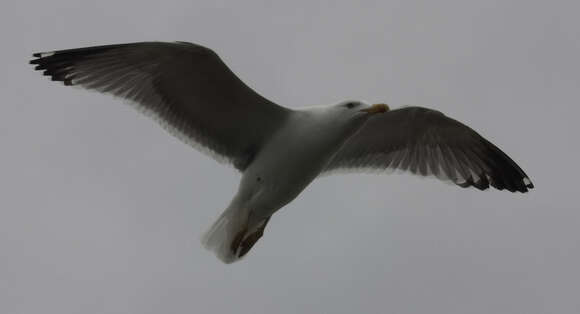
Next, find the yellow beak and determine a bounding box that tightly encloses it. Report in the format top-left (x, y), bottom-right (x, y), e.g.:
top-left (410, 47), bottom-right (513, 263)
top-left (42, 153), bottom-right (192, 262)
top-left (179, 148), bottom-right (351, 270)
top-left (360, 103), bottom-right (389, 114)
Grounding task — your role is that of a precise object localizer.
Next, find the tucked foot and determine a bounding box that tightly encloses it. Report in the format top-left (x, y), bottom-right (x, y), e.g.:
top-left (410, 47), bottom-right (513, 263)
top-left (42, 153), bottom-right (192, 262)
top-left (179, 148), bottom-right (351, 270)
top-left (232, 217), bottom-right (271, 259)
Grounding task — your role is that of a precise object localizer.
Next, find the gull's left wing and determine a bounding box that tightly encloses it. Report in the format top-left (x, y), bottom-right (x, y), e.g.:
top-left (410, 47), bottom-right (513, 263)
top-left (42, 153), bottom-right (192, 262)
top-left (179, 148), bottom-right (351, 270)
top-left (324, 106), bottom-right (533, 192)
top-left (30, 41), bottom-right (290, 170)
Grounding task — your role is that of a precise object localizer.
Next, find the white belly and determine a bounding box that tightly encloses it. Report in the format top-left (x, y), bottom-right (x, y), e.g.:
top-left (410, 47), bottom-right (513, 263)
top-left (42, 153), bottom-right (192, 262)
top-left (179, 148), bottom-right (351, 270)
top-left (235, 113), bottom-right (355, 224)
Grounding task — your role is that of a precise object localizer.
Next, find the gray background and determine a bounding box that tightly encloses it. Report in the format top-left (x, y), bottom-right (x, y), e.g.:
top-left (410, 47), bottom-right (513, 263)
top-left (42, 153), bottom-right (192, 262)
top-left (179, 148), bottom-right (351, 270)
top-left (1, 0), bottom-right (579, 313)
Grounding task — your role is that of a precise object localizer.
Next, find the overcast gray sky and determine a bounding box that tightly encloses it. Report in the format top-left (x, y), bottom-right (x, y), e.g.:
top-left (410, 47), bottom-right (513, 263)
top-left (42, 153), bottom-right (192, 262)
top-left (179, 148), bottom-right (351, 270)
top-left (1, 0), bottom-right (579, 313)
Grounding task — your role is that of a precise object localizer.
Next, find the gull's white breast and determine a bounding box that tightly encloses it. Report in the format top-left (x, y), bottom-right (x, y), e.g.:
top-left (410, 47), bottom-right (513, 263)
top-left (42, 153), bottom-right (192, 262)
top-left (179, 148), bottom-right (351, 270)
top-left (238, 109), bottom-right (360, 222)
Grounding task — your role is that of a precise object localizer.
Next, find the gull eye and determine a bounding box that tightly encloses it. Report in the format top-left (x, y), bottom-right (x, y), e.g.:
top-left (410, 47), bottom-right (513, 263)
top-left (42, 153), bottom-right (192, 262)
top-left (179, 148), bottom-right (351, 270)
top-left (345, 102), bottom-right (357, 109)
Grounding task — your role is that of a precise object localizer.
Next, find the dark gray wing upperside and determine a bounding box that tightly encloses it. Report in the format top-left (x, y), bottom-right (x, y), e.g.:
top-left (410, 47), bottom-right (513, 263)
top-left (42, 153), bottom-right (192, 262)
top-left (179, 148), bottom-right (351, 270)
top-left (30, 41), bottom-right (290, 170)
top-left (324, 106), bottom-right (533, 193)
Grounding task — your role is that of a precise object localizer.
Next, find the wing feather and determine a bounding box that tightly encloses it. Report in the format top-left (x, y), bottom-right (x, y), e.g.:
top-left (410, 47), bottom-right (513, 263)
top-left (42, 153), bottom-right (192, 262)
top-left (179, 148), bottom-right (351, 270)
top-left (324, 107), bottom-right (533, 192)
top-left (31, 41), bottom-right (290, 170)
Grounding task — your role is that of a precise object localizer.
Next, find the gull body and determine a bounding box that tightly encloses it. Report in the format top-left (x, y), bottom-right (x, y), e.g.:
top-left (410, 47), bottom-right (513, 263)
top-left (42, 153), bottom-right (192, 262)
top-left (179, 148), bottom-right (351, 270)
top-left (30, 41), bottom-right (533, 263)
top-left (246, 102), bottom-right (373, 213)
top-left (204, 101), bottom-right (376, 262)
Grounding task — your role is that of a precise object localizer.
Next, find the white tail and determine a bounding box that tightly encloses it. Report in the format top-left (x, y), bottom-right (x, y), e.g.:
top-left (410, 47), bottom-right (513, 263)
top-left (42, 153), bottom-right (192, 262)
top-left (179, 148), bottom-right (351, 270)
top-left (201, 203), bottom-right (249, 264)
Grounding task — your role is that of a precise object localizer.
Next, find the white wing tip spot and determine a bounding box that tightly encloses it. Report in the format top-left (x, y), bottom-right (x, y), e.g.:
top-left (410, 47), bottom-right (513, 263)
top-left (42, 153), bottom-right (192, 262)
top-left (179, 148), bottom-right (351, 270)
top-left (38, 51), bottom-right (55, 57)
top-left (523, 177), bottom-right (532, 186)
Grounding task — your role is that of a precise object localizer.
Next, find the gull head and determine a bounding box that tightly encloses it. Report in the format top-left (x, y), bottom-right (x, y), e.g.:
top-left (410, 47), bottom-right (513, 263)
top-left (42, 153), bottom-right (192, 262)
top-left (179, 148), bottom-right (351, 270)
top-left (300, 100), bottom-right (390, 128)
top-left (312, 100), bottom-right (391, 135)
top-left (333, 100), bottom-right (390, 119)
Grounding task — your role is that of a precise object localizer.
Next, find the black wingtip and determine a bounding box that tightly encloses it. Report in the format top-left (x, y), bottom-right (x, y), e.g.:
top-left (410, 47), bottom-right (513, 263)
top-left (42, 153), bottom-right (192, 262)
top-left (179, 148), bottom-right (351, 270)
top-left (511, 178), bottom-right (533, 193)
top-left (29, 50), bottom-right (75, 84)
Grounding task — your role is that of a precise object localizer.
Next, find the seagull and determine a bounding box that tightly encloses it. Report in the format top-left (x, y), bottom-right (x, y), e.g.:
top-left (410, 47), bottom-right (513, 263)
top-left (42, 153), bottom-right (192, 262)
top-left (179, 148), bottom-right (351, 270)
top-left (30, 41), bottom-right (533, 263)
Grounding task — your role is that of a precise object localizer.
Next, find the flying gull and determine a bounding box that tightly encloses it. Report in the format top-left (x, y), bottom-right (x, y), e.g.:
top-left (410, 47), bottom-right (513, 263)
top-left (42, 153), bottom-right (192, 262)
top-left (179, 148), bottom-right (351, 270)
top-left (30, 41), bottom-right (533, 263)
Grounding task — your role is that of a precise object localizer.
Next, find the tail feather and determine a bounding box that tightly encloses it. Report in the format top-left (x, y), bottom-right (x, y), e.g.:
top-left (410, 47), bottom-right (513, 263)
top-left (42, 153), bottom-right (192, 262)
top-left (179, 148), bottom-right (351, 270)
top-left (202, 204), bottom-right (271, 264)
top-left (202, 205), bottom-right (248, 264)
